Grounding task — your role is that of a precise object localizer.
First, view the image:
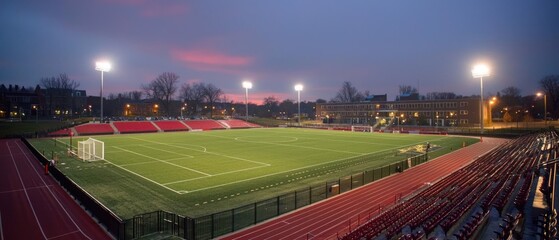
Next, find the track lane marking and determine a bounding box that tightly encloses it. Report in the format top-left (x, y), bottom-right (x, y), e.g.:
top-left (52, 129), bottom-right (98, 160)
top-left (6, 141), bottom-right (48, 239)
top-left (15, 140), bottom-right (94, 240)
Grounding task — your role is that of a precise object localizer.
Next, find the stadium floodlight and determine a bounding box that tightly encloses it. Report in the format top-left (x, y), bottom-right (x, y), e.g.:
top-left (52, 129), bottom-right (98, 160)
top-left (242, 81), bottom-right (252, 121)
top-left (537, 92), bottom-right (547, 125)
top-left (95, 61), bottom-right (111, 123)
top-left (472, 64), bottom-right (490, 134)
top-left (294, 84), bottom-right (303, 126)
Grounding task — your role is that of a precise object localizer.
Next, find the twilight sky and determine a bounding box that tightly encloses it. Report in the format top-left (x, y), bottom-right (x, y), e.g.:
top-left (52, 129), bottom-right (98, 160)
top-left (1, 0), bottom-right (558, 104)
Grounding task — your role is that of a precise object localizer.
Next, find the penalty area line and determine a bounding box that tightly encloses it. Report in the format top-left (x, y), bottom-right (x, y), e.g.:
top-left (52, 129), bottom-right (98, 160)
top-left (101, 158), bottom-right (184, 195)
top-left (113, 146), bottom-right (211, 176)
top-left (163, 164), bottom-right (271, 187)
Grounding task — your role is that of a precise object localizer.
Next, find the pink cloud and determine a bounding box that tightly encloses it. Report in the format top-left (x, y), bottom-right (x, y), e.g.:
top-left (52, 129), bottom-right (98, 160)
top-left (226, 92), bottom-right (291, 105)
top-left (172, 49), bottom-right (253, 67)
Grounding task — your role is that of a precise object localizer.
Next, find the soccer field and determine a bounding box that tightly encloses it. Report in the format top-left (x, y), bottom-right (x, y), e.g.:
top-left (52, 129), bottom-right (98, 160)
top-left (29, 128), bottom-right (477, 218)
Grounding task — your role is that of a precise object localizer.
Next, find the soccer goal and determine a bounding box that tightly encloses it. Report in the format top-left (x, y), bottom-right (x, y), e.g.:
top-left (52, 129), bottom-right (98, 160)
top-left (351, 126), bottom-right (374, 133)
top-left (78, 138), bottom-right (104, 161)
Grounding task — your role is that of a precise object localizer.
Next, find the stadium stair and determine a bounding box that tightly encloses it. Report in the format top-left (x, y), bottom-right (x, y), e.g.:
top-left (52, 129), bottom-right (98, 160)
top-left (109, 122), bottom-right (120, 134)
top-left (341, 130), bottom-right (557, 240)
top-left (150, 121), bottom-right (163, 132)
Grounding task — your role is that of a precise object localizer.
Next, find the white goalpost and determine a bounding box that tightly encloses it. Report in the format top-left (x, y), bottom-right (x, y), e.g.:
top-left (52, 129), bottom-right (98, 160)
top-left (351, 126), bottom-right (374, 133)
top-left (78, 138), bottom-right (105, 161)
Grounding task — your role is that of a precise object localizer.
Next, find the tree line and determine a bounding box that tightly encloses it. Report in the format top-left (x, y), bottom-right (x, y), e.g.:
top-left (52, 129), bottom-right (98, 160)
top-left (5, 71), bottom-right (557, 120)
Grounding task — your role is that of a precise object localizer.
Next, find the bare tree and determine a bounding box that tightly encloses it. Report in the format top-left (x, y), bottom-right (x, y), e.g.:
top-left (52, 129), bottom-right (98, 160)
top-left (143, 72), bottom-right (179, 115)
top-left (398, 85), bottom-right (418, 95)
top-left (540, 75), bottom-right (559, 119)
top-left (331, 81), bottom-right (364, 103)
top-left (40, 73), bottom-right (80, 116)
top-left (202, 83), bottom-right (223, 118)
top-left (179, 82), bottom-right (206, 115)
top-left (131, 91), bottom-right (143, 101)
top-left (499, 86), bottom-right (522, 110)
top-left (425, 92), bottom-right (457, 100)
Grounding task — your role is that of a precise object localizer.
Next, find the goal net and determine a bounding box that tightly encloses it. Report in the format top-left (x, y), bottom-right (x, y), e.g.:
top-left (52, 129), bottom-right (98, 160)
top-left (78, 138), bottom-right (104, 161)
top-left (351, 126), bottom-right (374, 133)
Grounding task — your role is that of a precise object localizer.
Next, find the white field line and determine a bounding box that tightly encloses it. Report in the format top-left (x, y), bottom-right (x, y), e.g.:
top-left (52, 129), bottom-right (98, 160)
top-left (128, 137), bottom-right (271, 167)
top-left (113, 146), bottom-right (211, 176)
top-left (181, 152), bottom-right (370, 194)
top-left (6, 142), bottom-right (48, 239)
top-left (162, 165), bottom-right (270, 186)
top-left (139, 145), bottom-right (194, 158)
top-left (205, 134), bottom-right (363, 155)
top-left (119, 156), bottom-right (193, 167)
top-left (100, 157), bottom-right (183, 194)
top-left (180, 137), bottom-right (447, 194)
top-left (13, 141), bottom-right (93, 240)
top-left (259, 128), bottom-right (450, 141)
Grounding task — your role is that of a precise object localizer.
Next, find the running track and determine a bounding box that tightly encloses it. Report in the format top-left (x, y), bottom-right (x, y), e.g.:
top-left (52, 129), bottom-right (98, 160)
top-left (222, 137), bottom-right (507, 240)
top-left (0, 139), bottom-right (111, 240)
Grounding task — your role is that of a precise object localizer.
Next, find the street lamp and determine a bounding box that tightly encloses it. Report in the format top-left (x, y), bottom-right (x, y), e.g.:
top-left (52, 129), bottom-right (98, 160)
top-left (242, 81), bottom-right (252, 121)
top-left (537, 92), bottom-right (547, 125)
top-left (472, 64), bottom-right (490, 134)
top-left (95, 61), bottom-right (111, 123)
top-left (32, 104), bottom-right (38, 123)
top-left (294, 84), bottom-right (303, 126)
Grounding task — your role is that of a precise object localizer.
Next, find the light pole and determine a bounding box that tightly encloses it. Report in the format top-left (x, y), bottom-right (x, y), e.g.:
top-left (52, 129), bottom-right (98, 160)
top-left (95, 61), bottom-right (111, 123)
top-left (32, 104), bottom-right (38, 124)
top-left (295, 84), bottom-right (303, 126)
top-left (537, 92), bottom-right (547, 125)
top-left (472, 64), bottom-right (490, 134)
top-left (242, 81), bottom-right (252, 121)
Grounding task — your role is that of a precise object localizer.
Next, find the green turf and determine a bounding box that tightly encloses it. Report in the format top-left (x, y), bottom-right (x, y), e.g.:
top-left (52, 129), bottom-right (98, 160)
top-left (28, 128), bottom-right (478, 218)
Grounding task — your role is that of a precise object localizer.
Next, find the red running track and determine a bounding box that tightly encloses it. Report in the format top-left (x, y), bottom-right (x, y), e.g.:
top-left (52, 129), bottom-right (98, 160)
top-left (221, 137), bottom-right (507, 240)
top-left (0, 139), bottom-right (111, 240)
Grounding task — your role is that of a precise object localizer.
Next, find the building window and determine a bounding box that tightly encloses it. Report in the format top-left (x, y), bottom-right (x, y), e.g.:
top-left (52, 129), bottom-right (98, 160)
top-left (460, 119), bottom-right (468, 124)
top-left (460, 110), bottom-right (468, 115)
top-left (460, 102), bottom-right (468, 107)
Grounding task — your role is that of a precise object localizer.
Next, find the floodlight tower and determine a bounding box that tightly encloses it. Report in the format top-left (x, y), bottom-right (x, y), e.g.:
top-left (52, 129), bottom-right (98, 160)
top-left (295, 84), bottom-right (303, 126)
top-left (472, 64), bottom-right (490, 134)
top-left (95, 61), bottom-right (111, 123)
top-left (242, 81), bottom-right (252, 121)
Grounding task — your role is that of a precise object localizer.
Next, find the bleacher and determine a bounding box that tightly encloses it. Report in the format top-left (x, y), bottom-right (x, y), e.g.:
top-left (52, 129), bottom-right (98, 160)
top-left (342, 130), bottom-right (557, 240)
top-left (183, 120), bottom-right (226, 131)
top-left (219, 119), bottom-right (261, 129)
top-left (153, 120), bottom-right (188, 132)
top-left (48, 128), bottom-right (73, 137)
top-left (112, 121), bottom-right (158, 133)
top-left (74, 123), bottom-right (114, 135)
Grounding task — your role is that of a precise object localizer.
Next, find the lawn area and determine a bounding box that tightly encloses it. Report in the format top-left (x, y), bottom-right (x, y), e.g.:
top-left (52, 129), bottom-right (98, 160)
top-left (28, 128), bottom-right (478, 218)
top-left (0, 120), bottom-right (71, 138)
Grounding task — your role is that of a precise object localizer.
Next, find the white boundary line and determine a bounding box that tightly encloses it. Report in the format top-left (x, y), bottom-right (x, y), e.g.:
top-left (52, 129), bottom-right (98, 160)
top-left (128, 137), bottom-right (271, 167)
top-left (113, 146), bottom-right (211, 176)
top-left (162, 165), bottom-right (270, 186)
top-left (102, 159), bottom-right (183, 194)
top-left (139, 145), bottom-right (194, 158)
top-left (119, 156), bottom-right (192, 167)
top-left (181, 137), bottom-right (449, 194)
top-left (6, 142), bottom-right (48, 239)
top-left (204, 134), bottom-right (363, 155)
